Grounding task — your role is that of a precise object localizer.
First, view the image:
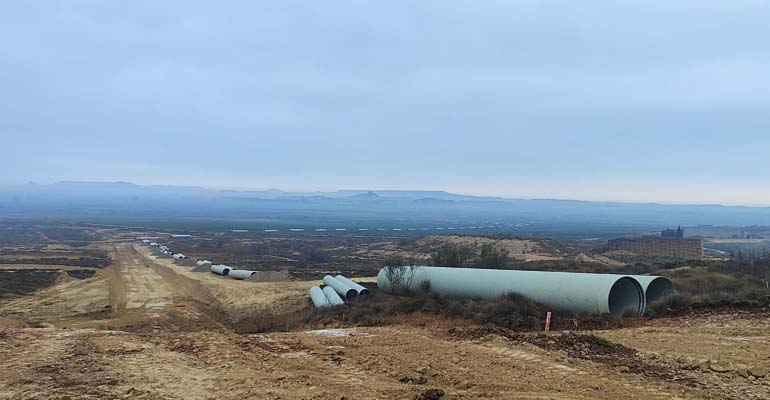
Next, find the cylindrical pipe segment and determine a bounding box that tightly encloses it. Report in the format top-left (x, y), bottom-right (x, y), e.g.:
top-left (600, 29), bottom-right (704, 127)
top-left (322, 286), bottom-right (345, 306)
top-left (377, 266), bottom-right (644, 317)
top-left (309, 286), bottom-right (331, 308)
top-left (323, 275), bottom-right (358, 300)
top-left (335, 275), bottom-right (370, 296)
top-left (631, 275), bottom-right (676, 304)
top-left (229, 270), bottom-right (257, 280)
top-left (210, 264), bottom-right (231, 276)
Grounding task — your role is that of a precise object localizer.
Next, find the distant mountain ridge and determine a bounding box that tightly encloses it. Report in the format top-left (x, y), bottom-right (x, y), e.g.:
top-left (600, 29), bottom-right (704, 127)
top-left (1, 181), bottom-right (769, 226)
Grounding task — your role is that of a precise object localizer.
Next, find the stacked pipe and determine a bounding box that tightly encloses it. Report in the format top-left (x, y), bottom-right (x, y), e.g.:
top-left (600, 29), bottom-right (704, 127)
top-left (335, 275), bottom-right (370, 296)
top-left (308, 275), bottom-right (368, 308)
top-left (323, 275), bottom-right (358, 301)
top-left (377, 266), bottom-right (675, 318)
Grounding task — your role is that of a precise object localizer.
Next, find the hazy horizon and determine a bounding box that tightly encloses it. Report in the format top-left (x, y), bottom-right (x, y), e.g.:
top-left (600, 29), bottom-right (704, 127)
top-left (3, 179), bottom-right (770, 208)
top-left (3, 1), bottom-right (770, 205)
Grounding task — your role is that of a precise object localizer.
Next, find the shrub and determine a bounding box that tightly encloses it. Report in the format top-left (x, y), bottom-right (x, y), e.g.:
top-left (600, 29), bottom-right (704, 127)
top-left (473, 244), bottom-right (509, 268)
top-left (431, 244), bottom-right (473, 267)
top-left (305, 291), bottom-right (549, 332)
top-left (381, 264), bottom-right (417, 295)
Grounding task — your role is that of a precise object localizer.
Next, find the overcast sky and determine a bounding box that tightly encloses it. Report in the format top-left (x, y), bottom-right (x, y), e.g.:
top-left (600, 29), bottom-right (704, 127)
top-left (2, 1), bottom-right (770, 205)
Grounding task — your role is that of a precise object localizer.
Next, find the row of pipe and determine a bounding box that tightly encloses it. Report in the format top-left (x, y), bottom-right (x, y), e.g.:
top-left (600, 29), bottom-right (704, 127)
top-left (376, 266), bottom-right (675, 318)
top-left (309, 275), bottom-right (369, 308)
top-left (139, 239), bottom-right (260, 283)
top-left (208, 264), bottom-right (260, 280)
top-left (140, 239), bottom-right (186, 259)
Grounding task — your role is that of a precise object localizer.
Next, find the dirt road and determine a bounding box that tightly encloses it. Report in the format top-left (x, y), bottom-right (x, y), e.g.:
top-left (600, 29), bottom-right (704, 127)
top-left (0, 243), bottom-right (222, 330)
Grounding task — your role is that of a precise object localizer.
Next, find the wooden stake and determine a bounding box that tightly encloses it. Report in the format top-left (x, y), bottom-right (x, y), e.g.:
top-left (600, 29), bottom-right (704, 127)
top-left (545, 311), bottom-right (552, 336)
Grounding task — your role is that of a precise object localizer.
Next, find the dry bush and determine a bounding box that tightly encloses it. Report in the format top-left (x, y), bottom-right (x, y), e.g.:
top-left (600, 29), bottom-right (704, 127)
top-left (305, 291), bottom-right (549, 331)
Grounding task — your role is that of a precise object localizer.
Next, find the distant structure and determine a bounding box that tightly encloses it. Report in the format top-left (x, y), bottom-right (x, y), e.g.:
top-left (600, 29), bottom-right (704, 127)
top-left (661, 226), bottom-right (684, 238)
top-left (605, 236), bottom-right (703, 260)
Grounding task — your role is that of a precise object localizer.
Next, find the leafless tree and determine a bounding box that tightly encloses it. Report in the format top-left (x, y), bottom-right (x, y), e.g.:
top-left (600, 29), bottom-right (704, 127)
top-left (382, 264), bottom-right (416, 296)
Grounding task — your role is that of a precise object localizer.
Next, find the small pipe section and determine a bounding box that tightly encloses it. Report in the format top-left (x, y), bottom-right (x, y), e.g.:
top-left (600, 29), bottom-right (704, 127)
top-left (322, 286), bottom-right (345, 306)
top-left (323, 275), bottom-right (358, 300)
top-left (335, 275), bottom-right (370, 296)
top-left (309, 286), bottom-right (331, 308)
top-left (210, 264), bottom-right (231, 276)
top-left (228, 269), bottom-right (257, 280)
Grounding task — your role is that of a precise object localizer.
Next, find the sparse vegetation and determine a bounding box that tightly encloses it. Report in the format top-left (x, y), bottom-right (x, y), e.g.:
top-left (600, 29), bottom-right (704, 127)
top-left (430, 243), bottom-right (510, 268)
top-left (430, 244), bottom-right (473, 267)
top-left (305, 291), bottom-right (549, 332)
top-left (474, 244), bottom-right (509, 268)
top-left (0, 269), bottom-right (96, 298)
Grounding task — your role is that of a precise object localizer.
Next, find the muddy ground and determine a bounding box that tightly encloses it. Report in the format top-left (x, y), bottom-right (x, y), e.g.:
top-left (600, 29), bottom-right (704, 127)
top-left (1, 239), bottom-right (770, 399)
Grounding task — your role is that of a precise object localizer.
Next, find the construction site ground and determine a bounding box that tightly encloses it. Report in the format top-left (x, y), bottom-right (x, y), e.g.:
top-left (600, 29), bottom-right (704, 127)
top-left (1, 242), bottom-right (770, 399)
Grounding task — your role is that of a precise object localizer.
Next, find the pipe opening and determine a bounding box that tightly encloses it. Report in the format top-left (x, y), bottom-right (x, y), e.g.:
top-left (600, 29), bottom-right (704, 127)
top-left (608, 277), bottom-right (644, 317)
top-left (645, 277), bottom-right (676, 304)
top-left (222, 268), bottom-right (230, 276)
top-left (345, 290), bottom-right (359, 301)
top-left (359, 288), bottom-right (371, 297)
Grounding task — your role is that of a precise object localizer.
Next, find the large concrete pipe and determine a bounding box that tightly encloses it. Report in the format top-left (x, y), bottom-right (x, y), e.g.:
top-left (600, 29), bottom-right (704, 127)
top-left (323, 275), bottom-right (358, 301)
top-left (377, 266), bottom-right (644, 317)
top-left (211, 264), bottom-right (231, 276)
top-left (335, 275), bottom-right (370, 296)
top-left (632, 276), bottom-right (676, 304)
top-left (229, 270), bottom-right (257, 280)
top-left (309, 286), bottom-right (331, 308)
top-left (322, 286), bottom-right (345, 306)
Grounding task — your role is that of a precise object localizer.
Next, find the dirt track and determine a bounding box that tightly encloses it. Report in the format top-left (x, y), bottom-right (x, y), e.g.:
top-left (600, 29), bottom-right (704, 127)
top-left (2, 242), bottom-right (770, 399)
top-left (0, 243), bottom-right (321, 331)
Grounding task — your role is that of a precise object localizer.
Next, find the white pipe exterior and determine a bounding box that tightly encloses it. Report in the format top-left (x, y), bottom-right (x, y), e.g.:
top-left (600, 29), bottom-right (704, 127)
top-left (335, 275), bottom-right (370, 296)
top-left (631, 275), bottom-right (676, 304)
top-left (228, 270), bottom-right (257, 280)
top-left (210, 264), bottom-right (231, 276)
top-left (323, 275), bottom-right (358, 300)
top-left (377, 266), bottom-right (644, 318)
top-left (309, 286), bottom-right (331, 308)
top-left (322, 286), bottom-right (345, 306)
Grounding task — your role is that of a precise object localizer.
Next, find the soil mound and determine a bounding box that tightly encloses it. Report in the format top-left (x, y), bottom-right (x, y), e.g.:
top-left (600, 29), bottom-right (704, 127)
top-left (191, 263), bottom-right (212, 273)
top-left (176, 259), bottom-right (196, 267)
top-left (245, 270), bottom-right (290, 282)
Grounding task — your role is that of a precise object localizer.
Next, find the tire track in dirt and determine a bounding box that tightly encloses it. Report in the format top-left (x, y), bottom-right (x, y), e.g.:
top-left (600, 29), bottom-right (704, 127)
top-left (109, 243), bottom-right (227, 331)
top-left (253, 334), bottom-right (369, 387)
top-left (478, 341), bottom-right (683, 400)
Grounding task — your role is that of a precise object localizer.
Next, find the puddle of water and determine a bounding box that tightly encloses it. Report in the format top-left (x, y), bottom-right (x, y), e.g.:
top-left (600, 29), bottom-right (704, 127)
top-left (305, 328), bottom-right (373, 337)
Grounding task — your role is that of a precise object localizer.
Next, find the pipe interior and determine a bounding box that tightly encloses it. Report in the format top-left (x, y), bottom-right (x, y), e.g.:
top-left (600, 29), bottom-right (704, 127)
top-left (608, 277), bottom-right (643, 317)
top-left (346, 290), bottom-right (359, 301)
top-left (645, 277), bottom-right (676, 304)
top-left (223, 268), bottom-right (230, 276)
